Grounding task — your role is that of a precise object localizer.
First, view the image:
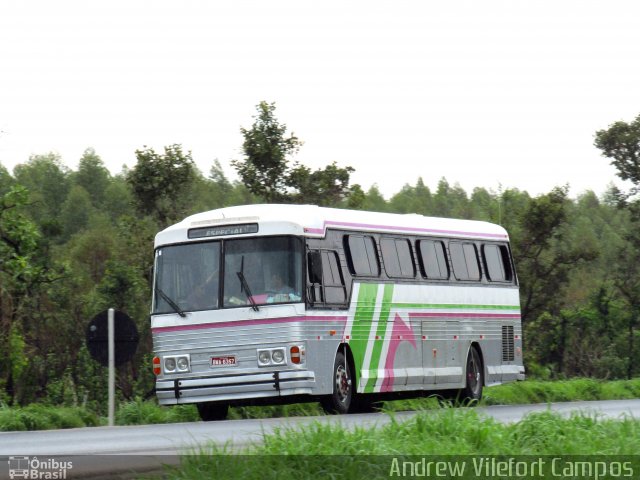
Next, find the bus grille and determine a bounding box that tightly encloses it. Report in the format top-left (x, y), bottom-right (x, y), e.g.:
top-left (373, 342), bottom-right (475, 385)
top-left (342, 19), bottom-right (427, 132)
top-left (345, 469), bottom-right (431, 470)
top-left (502, 325), bottom-right (514, 362)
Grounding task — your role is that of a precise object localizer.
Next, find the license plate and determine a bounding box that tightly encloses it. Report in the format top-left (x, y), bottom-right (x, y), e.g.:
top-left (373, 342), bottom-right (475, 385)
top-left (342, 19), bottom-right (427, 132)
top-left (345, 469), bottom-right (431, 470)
top-left (210, 355), bottom-right (237, 367)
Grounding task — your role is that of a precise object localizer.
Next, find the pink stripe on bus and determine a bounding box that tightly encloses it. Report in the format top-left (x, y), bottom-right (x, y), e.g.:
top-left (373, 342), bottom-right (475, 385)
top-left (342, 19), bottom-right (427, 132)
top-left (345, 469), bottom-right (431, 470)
top-left (152, 315), bottom-right (348, 334)
top-left (304, 220), bottom-right (507, 239)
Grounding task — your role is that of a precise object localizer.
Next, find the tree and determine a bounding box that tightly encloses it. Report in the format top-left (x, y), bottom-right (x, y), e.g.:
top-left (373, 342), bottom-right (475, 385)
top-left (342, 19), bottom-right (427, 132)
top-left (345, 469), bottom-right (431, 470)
top-left (432, 178), bottom-right (470, 218)
top-left (595, 114), bottom-right (640, 378)
top-left (594, 114), bottom-right (640, 189)
top-left (0, 163), bottom-right (14, 195)
top-left (126, 144), bottom-right (197, 226)
top-left (515, 186), bottom-right (598, 325)
top-left (287, 162), bottom-right (355, 206)
top-left (209, 159), bottom-right (233, 199)
top-left (232, 101), bottom-right (302, 202)
top-left (469, 187), bottom-right (498, 222)
top-left (74, 148), bottom-right (111, 208)
top-left (232, 101), bottom-right (356, 206)
top-left (0, 186), bottom-right (59, 403)
top-left (389, 178), bottom-right (433, 215)
top-left (12, 153), bottom-right (70, 236)
top-left (609, 219), bottom-right (640, 379)
top-left (102, 175), bottom-right (135, 221)
top-left (361, 185), bottom-right (388, 212)
top-left (60, 185), bottom-right (94, 240)
top-left (346, 184), bottom-right (365, 210)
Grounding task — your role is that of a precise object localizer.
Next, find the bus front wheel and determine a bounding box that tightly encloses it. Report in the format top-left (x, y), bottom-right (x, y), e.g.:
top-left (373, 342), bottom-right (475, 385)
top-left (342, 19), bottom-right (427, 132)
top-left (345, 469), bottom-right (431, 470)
top-left (197, 402), bottom-right (229, 421)
top-left (321, 350), bottom-right (353, 414)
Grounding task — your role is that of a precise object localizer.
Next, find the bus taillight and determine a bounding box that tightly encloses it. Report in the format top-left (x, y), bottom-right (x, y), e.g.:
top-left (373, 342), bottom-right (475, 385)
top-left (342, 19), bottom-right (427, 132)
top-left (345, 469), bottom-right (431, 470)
top-left (153, 356), bottom-right (161, 375)
top-left (290, 346), bottom-right (301, 364)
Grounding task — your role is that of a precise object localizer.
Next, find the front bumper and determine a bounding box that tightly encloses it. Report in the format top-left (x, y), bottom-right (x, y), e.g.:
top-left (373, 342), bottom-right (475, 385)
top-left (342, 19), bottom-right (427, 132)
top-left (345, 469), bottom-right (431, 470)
top-left (156, 370), bottom-right (316, 405)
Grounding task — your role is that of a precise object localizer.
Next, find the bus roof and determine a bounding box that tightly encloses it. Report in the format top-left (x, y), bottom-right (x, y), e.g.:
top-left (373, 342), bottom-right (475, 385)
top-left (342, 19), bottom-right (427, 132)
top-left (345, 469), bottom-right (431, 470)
top-left (155, 204), bottom-right (509, 247)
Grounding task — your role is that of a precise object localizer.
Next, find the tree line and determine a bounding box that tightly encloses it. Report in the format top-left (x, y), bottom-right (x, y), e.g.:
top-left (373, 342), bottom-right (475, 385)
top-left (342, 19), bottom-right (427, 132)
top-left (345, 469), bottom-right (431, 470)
top-left (1, 103), bottom-right (639, 411)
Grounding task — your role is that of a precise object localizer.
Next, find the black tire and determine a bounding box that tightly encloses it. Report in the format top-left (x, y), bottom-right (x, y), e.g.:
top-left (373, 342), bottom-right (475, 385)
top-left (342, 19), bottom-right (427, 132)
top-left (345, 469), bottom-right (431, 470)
top-left (320, 350), bottom-right (353, 414)
top-left (197, 402), bottom-right (229, 421)
top-left (458, 346), bottom-right (483, 405)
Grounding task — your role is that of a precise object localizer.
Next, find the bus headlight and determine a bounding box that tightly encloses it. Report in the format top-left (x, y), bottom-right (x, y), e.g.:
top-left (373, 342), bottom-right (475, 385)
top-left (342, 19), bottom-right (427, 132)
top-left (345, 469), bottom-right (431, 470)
top-left (271, 348), bottom-right (285, 365)
top-left (176, 356), bottom-right (190, 372)
top-left (164, 357), bottom-right (176, 372)
top-left (163, 355), bottom-right (190, 373)
top-left (258, 350), bottom-right (272, 366)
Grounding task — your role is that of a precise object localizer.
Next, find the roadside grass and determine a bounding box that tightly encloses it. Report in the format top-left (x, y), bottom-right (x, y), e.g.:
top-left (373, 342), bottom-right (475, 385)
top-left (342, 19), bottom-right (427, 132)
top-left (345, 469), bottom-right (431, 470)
top-left (482, 377), bottom-right (640, 405)
top-left (165, 409), bottom-right (640, 479)
top-left (116, 399), bottom-right (199, 425)
top-left (1, 378), bottom-right (639, 431)
top-left (0, 403), bottom-right (99, 431)
top-left (383, 377), bottom-right (640, 411)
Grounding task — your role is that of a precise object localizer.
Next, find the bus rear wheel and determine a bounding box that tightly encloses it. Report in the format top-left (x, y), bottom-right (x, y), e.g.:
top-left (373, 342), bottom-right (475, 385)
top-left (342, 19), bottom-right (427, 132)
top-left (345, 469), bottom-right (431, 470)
top-left (459, 346), bottom-right (483, 404)
top-left (321, 350), bottom-right (353, 414)
top-left (197, 402), bottom-right (229, 421)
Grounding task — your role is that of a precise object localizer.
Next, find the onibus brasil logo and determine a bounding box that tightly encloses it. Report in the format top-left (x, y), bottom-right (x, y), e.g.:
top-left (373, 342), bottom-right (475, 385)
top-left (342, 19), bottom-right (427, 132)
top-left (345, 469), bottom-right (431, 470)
top-left (8, 457), bottom-right (72, 479)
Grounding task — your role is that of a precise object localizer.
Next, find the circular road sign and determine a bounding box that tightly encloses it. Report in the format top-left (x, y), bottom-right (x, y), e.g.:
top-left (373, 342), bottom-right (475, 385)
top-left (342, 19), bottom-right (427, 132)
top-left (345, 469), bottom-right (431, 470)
top-left (86, 310), bottom-right (139, 367)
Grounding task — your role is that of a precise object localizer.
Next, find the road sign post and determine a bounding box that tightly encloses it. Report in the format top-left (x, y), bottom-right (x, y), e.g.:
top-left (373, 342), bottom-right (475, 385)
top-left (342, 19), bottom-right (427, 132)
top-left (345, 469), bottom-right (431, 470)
top-left (108, 308), bottom-right (115, 427)
top-left (86, 309), bottom-right (139, 427)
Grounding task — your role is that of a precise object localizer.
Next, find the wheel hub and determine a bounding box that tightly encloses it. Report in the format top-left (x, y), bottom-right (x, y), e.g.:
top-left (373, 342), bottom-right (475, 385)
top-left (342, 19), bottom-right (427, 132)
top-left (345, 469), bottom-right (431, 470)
top-left (336, 364), bottom-right (351, 402)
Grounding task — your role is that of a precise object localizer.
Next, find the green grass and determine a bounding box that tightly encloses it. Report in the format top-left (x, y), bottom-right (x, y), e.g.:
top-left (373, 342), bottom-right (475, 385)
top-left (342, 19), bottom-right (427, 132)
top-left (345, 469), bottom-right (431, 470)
top-left (482, 377), bottom-right (640, 405)
top-left (115, 398), bottom-right (200, 425)
top-left (1, 378), bottom-right (639, 431)
top-left (0, 403), bottom-right (99, 431)
top-left (165, 409), bottom-right (640, 479)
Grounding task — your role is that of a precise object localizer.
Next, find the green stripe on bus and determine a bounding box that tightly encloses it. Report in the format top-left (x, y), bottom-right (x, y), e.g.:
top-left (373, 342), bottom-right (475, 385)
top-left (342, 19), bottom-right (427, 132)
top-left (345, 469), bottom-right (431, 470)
top-left (349, 283), bottom-right (378, 389)
top-left (364, 284), bottom-right (394, 393)
top-left (392, 303), bottom-right (519, 310)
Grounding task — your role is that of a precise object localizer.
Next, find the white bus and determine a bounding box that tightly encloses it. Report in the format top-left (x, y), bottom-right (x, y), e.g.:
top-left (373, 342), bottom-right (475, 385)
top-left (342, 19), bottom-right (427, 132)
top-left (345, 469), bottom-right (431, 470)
top-left (151, 204), bottom-right (524, 420)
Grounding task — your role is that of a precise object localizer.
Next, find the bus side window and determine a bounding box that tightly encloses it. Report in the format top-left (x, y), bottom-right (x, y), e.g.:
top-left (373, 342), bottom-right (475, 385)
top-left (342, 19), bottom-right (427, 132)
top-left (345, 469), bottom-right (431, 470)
top-left (308, 250), bottom-right (324, 304)
top-left (417, 239), bottom-right (449, 280)
top-left (308, 250), bottom-right (323, 284)
top-left (344, 235), bottom-right (380, 277)
top-left (307, 250), bottom-right (346, 305)
top-left (381, 237), bottom-right (415, 278)
top-left (322, 251), bottom-right (347, 304)
top-left (482, 244), bottom-right (513, 282)
top-left (449, 242), bottom-right (481, 281)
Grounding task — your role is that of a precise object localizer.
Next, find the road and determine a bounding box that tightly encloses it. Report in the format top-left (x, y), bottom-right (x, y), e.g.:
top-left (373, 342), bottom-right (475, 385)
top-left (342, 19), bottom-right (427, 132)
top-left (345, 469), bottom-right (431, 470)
top-left (1, 399), bottom-right (639, 478)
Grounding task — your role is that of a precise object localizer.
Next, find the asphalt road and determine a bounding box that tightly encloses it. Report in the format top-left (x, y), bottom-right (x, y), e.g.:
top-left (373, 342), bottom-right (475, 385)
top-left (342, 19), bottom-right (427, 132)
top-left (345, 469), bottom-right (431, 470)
top-left (1, 399), bottom-right (639, 478)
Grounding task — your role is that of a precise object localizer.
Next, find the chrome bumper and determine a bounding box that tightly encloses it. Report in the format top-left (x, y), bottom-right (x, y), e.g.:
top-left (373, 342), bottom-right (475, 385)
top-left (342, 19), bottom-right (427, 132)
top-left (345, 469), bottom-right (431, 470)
top-left (156, 370), bottom-right (316, 405)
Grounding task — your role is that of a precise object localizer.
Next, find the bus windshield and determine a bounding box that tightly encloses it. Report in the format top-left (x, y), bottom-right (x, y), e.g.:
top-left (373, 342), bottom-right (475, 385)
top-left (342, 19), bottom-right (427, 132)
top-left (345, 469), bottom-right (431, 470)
top-left (153, 236), bottom-right (303, 314)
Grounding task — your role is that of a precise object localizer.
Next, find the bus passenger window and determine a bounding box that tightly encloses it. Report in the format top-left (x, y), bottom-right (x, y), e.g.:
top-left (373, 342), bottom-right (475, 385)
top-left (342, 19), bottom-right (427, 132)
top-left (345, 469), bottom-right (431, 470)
top-left (417, 240), bottom-right (449, 280)
top-left (345, 235), bottom-right (380, 276)
top-left (381, 237), bottom-right (415, 278)
top-left (450, 242), bottom-right (481, 281)
top-left (483, 244), bottom-right (513, 282)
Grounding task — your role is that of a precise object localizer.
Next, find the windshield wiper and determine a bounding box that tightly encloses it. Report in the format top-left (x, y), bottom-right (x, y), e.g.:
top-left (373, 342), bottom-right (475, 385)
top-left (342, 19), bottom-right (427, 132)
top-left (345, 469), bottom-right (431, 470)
top-left (237, 256), bottom-right (259, 312)
top-left (155, 286), bottom-right (187, 317)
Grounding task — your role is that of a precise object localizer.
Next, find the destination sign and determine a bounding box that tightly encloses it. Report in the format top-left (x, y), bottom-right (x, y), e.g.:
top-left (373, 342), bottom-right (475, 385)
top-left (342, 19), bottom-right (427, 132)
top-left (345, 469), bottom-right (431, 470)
top-left (188, 223), bottom-right (259, 239)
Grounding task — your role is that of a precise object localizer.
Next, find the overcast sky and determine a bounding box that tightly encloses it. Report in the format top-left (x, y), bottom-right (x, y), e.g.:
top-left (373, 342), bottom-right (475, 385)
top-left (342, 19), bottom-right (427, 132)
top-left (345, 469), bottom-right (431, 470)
top-left (1, 0), bottom-right (639, 199)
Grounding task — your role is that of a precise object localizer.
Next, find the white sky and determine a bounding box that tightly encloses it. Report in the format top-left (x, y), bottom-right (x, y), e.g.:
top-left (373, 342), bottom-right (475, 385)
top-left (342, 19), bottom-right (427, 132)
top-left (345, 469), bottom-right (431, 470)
top-left (1, 0), bottom-right (639, 199)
